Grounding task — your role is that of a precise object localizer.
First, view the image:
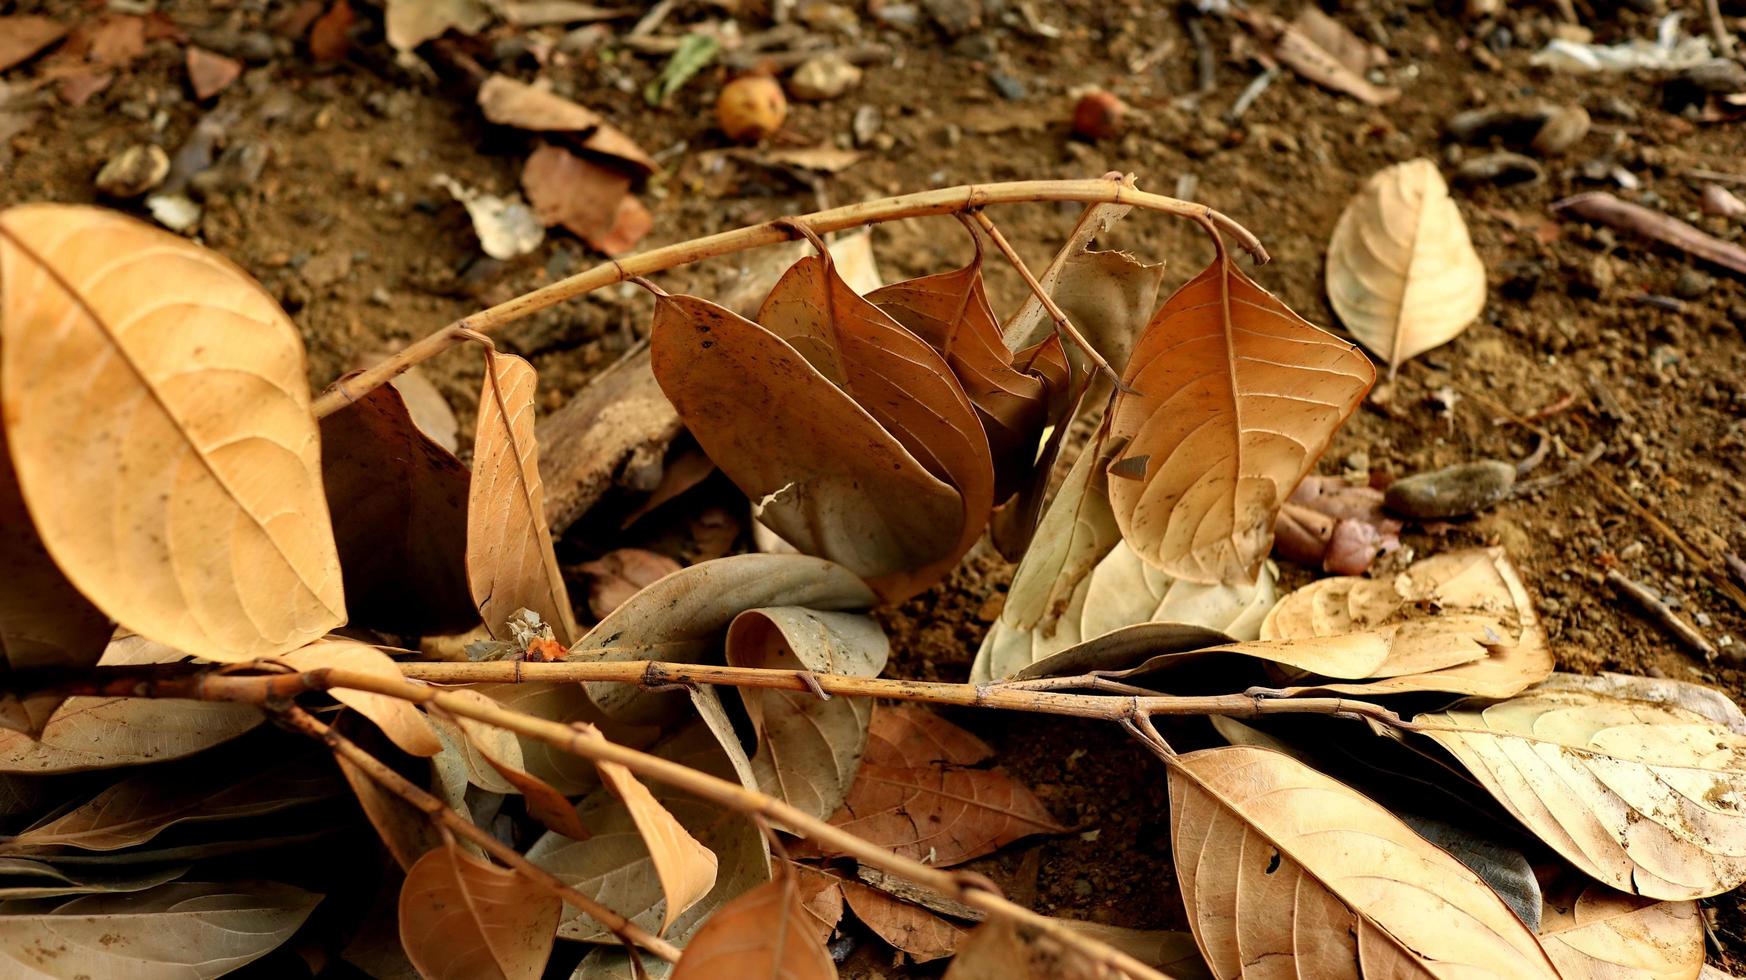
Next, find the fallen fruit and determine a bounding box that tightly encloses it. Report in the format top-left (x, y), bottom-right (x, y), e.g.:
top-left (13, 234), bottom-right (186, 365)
top-left (1071, 90), bottom-right (1126, 141)
top-left (717, 73), bottom-right (787, 144)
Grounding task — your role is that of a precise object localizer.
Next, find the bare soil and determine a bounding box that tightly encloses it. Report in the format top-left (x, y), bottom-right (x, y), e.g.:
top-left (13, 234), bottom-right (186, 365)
top-left (5, 0), bottom-right (1745, 974)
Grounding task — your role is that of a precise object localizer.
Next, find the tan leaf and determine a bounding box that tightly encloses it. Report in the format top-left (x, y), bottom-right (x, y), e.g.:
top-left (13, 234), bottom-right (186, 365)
top-left (432, 689), bottom-right (592, 842)
top-left (1414, 675), bottom-right (1746, 900)
top-left (649, 292), bottom-right (963, 600)
top-left (400, 844), bottom-right (561, 980)
top-left (725, 606), bottom-right (888, 821)
top-left (1036, 247), bottom-right (1166, 384)
top-left (461, 681), bottom-right (659, 796)
top-left (670, 864), bottom-right (834, 980)
top-left (0, 423), bottom-right (110, 735)
top-left (0, 16), bottom-right (65, 73)
top-left (758, 253), bottom-right (996, 595)
top-left (385, 0), bottom-right (490, 52)
top-left (826, 705), bottom-right (1062, 866)
top-left (477, 74), bottom-right (654, 175)
top-left (1327, 158), bottom-right (1486, 373)
top-left (1108, 253), bottom-right (1373, 584)
top-left (998, 423), bottom-right (1123, 635)
top-left (0, 880), bottom-right (320, 979)
top-left (282, 640), bottom-right (440, 757)
top-left (580, 725), bottom-right (718, 934)
top-left (943, 916), bottom-right (1109, 980)
top-left (528, 718), bottom-right (770, 945)
top-left (0, 204), bottom-right (345, 663)
top-left (1539, 881), bottom-right (1702, 980)
top-left (791, 863), bottom-right (845, 946)
top-left (337, 752), bottom-right (442, 871)
top-left (1055, 921), bottom-right (1210, 978)
top-left (468, 347), bottom-right (578, 645)
top-left (1255, 6), bottom-right (1399, 106)
top-left (1169, 745), bottom-right (1560, 977)
top-left (0, 860), bottom-right (187, 901)
top-left (842, 879), bottom-right (965, 963)
top-left (1002, 183), bottom-right (1139, 350)
top-left (319, 372), bottom-right (476, 636)
top-left (520, 144), bottom-right (650, 257)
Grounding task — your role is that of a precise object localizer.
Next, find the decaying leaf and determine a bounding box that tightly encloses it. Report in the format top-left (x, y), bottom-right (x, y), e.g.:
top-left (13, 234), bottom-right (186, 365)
top-left (758, 252), bottom-right (995, 596)
top-left (0, 16), bottom-right (66, 73)
top-left (998, 422), bottom-right (1123, 636)
top-left (319, 373), bottom-right (476, 637)
top-left (1108, 253), bottom-right (1373, 585)
top-left (791, 862), bottom-right (845, 945)
top-left (435, 175), bottom-right (545, 260)
top-left (1327, 158), bottom-right (1486, 373)
top-left (825, 705), bottom-right (1062, 866)
top-left (1056, 921), bottom-right (1211, 978)
top-left (943, 916), bottom-right (1110, 980)
top-left (578, 548), bottom-right (682, 620)
top-left (650, 292), bottom-right (964, 600)
top-left (725, 606), bottom-right (888, 821)
top-left (385, 0), bottom-right (490, 52)
top-left (1415, 675), bottom-right (1746, 900)
top-left (0, 204), bottom-right (345, 664)
top-left (1169, 745), bottom-right (1560, 977)
top-left (477, 74), bottom-right (655, 175)
top-left (282, 640), bottom-right (441, 758)
top-left (430, 689), bottom-right (593, 842)
top-left (0, 880), bottom-right (320, 978)
top-left (460, 682), bottom-right (658, 796)
top-left (842, 879), bottom-right (965, 963)
top-left (529, 719), bottom-right (767, 946)
top-left (669, 863), bottom-right (834, 980)
top-left (520, 144), bottom-right (650, 256)
top-left (400, 844), bottom-right (561, 980)
top-left (468, 347), bottom-right (578, 645)
top-left (1538, 879), bottom-right (1702, 980)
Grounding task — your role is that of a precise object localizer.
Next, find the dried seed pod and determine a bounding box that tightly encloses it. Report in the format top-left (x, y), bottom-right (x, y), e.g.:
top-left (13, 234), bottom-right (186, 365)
top-left (717, 73), bottom-right (787, 144)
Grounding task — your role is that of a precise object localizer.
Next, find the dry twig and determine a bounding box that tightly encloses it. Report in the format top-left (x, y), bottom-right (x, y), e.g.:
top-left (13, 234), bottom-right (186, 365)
top-left (1606, 570), bottom-right (1717, 660)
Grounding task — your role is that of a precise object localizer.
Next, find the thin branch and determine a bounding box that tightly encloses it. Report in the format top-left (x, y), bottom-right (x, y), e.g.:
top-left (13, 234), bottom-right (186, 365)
top-left (273, 704), bottom-right (682, 963)
top-left (312, 177), bottom-right (1266, 417)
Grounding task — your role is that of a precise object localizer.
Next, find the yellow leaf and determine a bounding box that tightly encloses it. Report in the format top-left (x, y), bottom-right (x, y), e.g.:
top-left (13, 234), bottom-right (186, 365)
top-left (282, 640), bottom-right (441, 757)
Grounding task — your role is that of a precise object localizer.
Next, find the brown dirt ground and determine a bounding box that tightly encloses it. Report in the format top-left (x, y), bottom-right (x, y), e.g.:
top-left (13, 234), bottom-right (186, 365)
top-left (5, 0), bottom-right (1746, 975)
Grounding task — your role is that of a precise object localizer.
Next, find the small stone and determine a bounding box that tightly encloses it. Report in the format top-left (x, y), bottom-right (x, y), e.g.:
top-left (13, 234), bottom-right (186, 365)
top-left (1677, 58), bottom-right (1746, 94)
top-left (1384, 460), bottom-right (1517, 519)
top-left (989, 71), bottom-right (1026, 101)
top-left (1697, 611), bottom-right (1714, 628)
top-left (1072, 877), bottom-right (1094, 898)
top-left (146, 193), bottom-right (202, 233)
top-left (922, 0), bottom-right (982, 35)
top-left (873, 4), bottom-right (921, 29)
top-left (189, 140), bottom-right (269, 198)
top-left (851, 104), bottom-right (881, 146)
top-left (1453, 151), bottom-right (1543, 187)
top-left (1445, 105), bottom-right (1550, 144)
top-left (1673, 268), bottom-right (1712, 300)
top-left (1701, 183), bottom-right (1746, 219)
top-left (94, 143), bottom-right (169, 198)
top-left (797, 1), bottom-right (859, 31)
top-left (1530, 105), bottom-right (1589, 156)
top-left (300, 251), bottom-right (353, 289)
top-left (788, 54), bottom-right (862, 101)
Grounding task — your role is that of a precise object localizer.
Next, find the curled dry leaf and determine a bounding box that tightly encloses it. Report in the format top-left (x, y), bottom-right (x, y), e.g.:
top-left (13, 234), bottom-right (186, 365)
top-left (842, 879), bottom-right (966, 963)
top-left (0, 204), bottom-right (344, 664)
top-left (477, 74), bottom-right (655, 176)
top-left (282, 640), bottom-right (441, 757)
top-left (1169, 745), bottom-right (1560, 978)
top-left (1108, 253), bottom-right (1373, 585)
top-left (650, 292), bottom-right (963, 600)
top-left (528, 719), bottom-right (769, 945)
top-left (0, 880), bottom-right (320, 978)
top-left (669, 863), bottom-right (835, 980)
top-left (1414, 675), bottom-right (1746, 900)
top-left (400, 844), bottom-right (561, 980)
top-left (726, 606), bottom-right (888, 821)
top-left (999, 422), bottom-right (1123, 635)
top-left (759, 253), bottom-right (995, 597)
top-left (0, 861), bottom-right (188, 902)
top-left (468, 347), bottom-right (578, 645)
top-left (824, 705), bottom-right (1063, 866)
top-left (577, 548), bottom-right (682, 620)
top-left (791, 862), bottom-right (845, 945)
top-left (572, 553), bottom-right (875, 725)
top-left (319, 373), bottom-right (476, 637)
top-left (1327, 158), bottom-right (1486, 373)
top-left (430, 689), bottom-right (592, 842)
top-left (943, 916), bottom-right (1113, 980)
top-left (1538, 880), bottom-right (1702, 980)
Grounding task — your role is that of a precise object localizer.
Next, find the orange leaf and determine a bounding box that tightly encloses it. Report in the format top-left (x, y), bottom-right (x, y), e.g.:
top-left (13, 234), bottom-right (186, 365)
top-left (400, 844), bottom-right (561, 980)
top-left (670, 864), bottom-right (834, 980)
top-left (842, 879), bottom-right (966, 963)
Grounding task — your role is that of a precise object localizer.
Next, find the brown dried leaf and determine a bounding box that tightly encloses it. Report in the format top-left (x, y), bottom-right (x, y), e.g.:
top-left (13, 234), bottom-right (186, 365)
top-left (670, 864), bottom-right (834, 980)
top-left (1270, 8), bottom-right (1399, 106)
top-left (1108, 253), bottom-right (1372, 584)
top-left (400, 843), bottom-right (561, 980)
top-left (1169, 745), bottom-right (1560, 977)
top-left (337, 752), bottom-right (442, 870)
top-left (1415, 675), bottom-right (1746, 900)
top-left (1035, 248), bottom-right (1166, 384)
top-left (0, 204), bottom-right (345, 663)
top-left (1056, 921), bottom-right (1210, 978)
top-left (0, 16), bottom-right (66, 72)
top-left (477, 75), bottom-right (655, 175)
top-left (1538, 880), bottom-right (1702, 980)
top-left (649, 293), bottom-right (963, 601)
top-left (385, 0), bottom-right (490, 52)
top-left (943, 916), bottom-right (1107, 980)
top-left (185, 46), bottom-right (241, 100)
top-left (792, 863), bottom-right (845, 945)
top-left (577, 548), bottom-right (682, 620)
top-left (521, 144), bottom-right (651, 257)
top-left (282, 640), bottom-right (440, 757)
top-left (308, 0), bottom-right (354, 62)
top-left (468, 347), bottom-right (578, 645)
top-left (842, 879), bottom-right (966, 963)
top-left (319, 374), bottom-right (476, 636)
top-left (993, 422), bottom-right (1121, 639)
top-left (826, 705), bottom-right (1063, 866)
top-left (759, 254), bottom-right (995, 596)
top-left (1327, 159), bottom-right (1486, 373)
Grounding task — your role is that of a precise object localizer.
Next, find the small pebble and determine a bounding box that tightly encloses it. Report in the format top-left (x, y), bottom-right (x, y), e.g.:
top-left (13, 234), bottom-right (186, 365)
top-left (788, 54), bottom-right (862, 101)
top-left (989, 71), bottom-right (1027, 101)
top-left (1530, 105), bottom-right (1589, 156)
top-left (1453, 151), bottom-right (1543, 186)
top-left (851, 104), bottom-right (881, 146)
top-left (94, 143), bottom-right (170, 198)
top-left (1384, 460), bottom-right (1517, 519)
top-left (1673, 268), bottom-right (1712, 300)
top-left (922, 0), bottom-right (982, 35)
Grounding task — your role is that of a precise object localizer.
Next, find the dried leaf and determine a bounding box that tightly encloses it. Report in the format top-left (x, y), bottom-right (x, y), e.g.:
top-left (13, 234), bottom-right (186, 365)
top-left (434, 689), bottom-right (593, 842)
top-left (577, 548), bottom-right (682, 620)
top-left (528, 719), bottom-right (770, 945)
top-left (337, 752), bottom-right (442, 871)
top-left (0, 204), bottom-right (345, 663)
top-left (1327, 159), bottom-right (1486, 372)
top-left (319, 374), bottom-right (477, 636)
top-left (469, 347), bottom-right (578, 645)
top-left (400, 844), bottom-right (560, 980)
top-left (1269, 8), bottom-right (1399, 106)
top-left (1035, 248), bottom-right (1166, 384)
top-left (309, 0), bottom-right (355, 62)
top-left (842, 879), bottom-right (965, 962)
top-left (943, 916), bottom-right (1108, 980)
top-left (0, 16), bottom-right (66, 73)
top-left (791, 863), bottom-right (845, 945)
top-left (462, 682), bottom-right (658, 796)
top-left (1534, 672), bottom-right (1746, 735)
top-left (477, 75), bottom-right (655, 175)
top-left (572, 554), bottom-right (874, 725)
top-left (0, 860), bottom-right (187, 901)
top-left (436, 176), bottom-right (545, 259)
top-left (725, 606), bottom-right (888, 820)
top-left (385, 0), bottom-right (490, 52)
top-left (282, 640), bottom-right (440, 757)
top-left (184, 47), bottom-right (241, 100)
top-left (521, 144), bottom-right (651, 256)
top-left (1108, 253), bottom-right (1373, 584)
top-left (997, 425), bottom-right (1122, 634)
top-left (1169, 745), bottom-right (1560, 977)
top-left (1055, 921), bottom-right (1210, 978)
top-left (1539, 880), bottom-right (1702, 980)
top-left (649, 292), bottom-right (962, 599)
top-left (0, 880), bottom-right (320, 978)
top-left (758, 253), bottom-right (995, 597)
top-left (670, 864), bottom-right (834, 980)
top-left (1414, 675), bottom-right (1746, 900)
top-left (826, 705), bottom-right (1062, 866)
top-left (1002, 183), bottom-right (1138, 349)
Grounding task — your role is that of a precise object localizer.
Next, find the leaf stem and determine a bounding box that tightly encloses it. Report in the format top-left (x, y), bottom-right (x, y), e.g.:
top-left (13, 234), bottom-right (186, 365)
top-left (312, 177), bottom-right (1266, 418)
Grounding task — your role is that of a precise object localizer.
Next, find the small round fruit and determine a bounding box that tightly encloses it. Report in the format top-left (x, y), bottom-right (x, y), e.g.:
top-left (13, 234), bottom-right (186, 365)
top-left (1072, 90), bottom-right (1127, 141)
top-left (716, 74), bottom-right (787, 143)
